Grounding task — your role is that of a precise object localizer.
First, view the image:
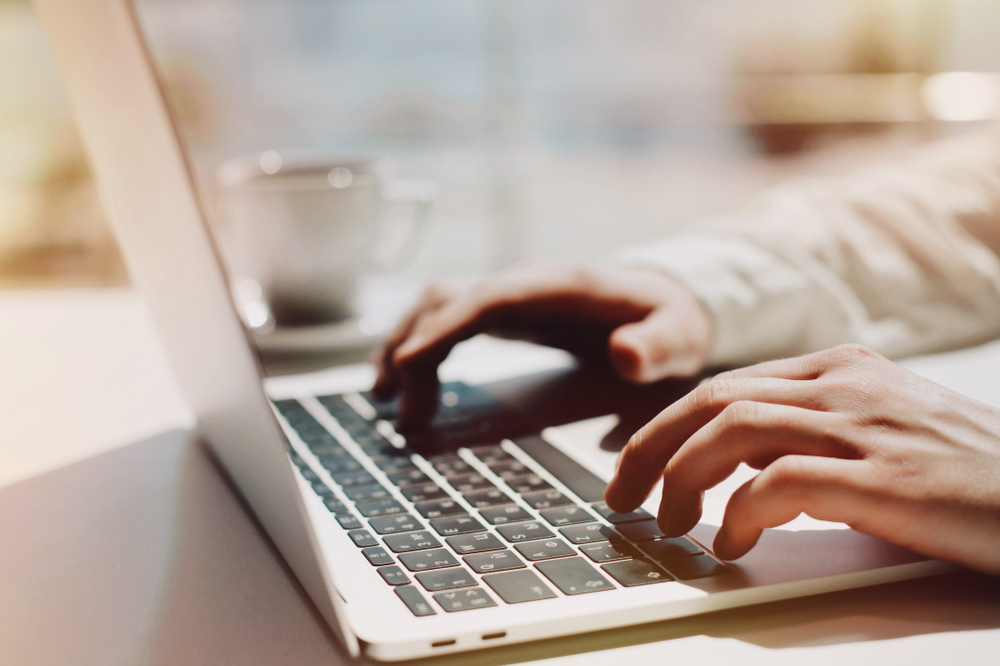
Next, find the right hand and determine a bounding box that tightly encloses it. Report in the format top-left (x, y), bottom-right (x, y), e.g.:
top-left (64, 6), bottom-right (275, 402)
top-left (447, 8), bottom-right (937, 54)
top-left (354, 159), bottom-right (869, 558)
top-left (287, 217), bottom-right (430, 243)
top-left (372, 261), bottom-right (713, 431)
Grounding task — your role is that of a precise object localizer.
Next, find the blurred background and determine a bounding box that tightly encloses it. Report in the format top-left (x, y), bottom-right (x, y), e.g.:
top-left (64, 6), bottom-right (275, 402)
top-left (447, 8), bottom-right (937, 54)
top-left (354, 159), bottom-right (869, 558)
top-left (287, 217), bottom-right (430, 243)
top-left (3, 0), bottom-right (1000, 304)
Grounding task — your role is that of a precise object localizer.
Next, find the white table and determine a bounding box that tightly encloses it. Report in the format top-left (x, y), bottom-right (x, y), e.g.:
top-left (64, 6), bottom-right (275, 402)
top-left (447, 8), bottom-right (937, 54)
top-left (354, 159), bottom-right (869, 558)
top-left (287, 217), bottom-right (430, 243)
top-left (2, 288), bottom-right (999, 665)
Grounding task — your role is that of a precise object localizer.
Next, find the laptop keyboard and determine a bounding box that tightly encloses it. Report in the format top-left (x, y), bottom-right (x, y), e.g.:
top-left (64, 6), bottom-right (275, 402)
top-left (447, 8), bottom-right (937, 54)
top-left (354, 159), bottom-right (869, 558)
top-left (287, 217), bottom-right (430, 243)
top-left (272, 382), bottom-right (727, 617)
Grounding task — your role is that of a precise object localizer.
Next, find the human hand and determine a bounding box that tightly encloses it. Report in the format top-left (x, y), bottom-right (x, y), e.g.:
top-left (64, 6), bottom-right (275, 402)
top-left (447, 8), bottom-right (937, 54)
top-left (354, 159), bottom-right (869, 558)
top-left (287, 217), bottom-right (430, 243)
top-left (605, 344), bottom-right (1000, 575)
top-left (372, 262), bottom-right (712, 431)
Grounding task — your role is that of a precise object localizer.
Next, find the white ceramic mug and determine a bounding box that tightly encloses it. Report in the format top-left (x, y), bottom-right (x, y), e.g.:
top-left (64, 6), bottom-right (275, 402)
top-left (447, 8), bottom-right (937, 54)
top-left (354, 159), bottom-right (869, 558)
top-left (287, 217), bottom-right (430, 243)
top-left (216, 152), bottom-right (435, 331)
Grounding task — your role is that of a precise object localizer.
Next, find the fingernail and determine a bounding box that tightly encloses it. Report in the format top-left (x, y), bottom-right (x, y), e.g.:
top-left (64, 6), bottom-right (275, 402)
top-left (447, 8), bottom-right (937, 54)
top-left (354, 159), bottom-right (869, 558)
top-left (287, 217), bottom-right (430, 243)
top-left (396, 335), bottom-right (425, 359)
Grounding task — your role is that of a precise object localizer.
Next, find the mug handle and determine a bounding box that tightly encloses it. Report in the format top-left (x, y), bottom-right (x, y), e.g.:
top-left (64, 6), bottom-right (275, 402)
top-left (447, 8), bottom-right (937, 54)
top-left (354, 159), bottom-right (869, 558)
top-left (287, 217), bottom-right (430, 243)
top-left (369, 178), bottom-right (438, 271)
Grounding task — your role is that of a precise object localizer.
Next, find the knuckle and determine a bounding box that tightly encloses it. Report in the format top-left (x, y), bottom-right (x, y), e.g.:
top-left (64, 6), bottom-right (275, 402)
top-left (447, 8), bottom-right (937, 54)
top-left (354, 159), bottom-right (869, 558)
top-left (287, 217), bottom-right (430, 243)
top-left (826, 343), bottom-right (883, 366)
top-left (718, 400), bottom-right (761, 433)
top-left (761, 457), bottom-right (811, 496)
top-left (691, 379), bottom-right (733, 413)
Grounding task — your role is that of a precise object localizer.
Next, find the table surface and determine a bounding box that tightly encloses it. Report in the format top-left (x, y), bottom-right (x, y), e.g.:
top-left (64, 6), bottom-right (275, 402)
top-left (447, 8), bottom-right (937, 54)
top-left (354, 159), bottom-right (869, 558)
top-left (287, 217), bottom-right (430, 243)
top-left (2, 288), bottom-right (1000, 666)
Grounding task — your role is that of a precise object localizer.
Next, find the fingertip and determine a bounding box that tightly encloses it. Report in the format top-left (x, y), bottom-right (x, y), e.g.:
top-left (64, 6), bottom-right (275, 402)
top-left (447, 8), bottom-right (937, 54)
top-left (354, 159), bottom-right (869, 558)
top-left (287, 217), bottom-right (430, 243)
top-left (713, 528), bottom-right (752, 561)
top-left (608, 327), bottom-right (648, 383)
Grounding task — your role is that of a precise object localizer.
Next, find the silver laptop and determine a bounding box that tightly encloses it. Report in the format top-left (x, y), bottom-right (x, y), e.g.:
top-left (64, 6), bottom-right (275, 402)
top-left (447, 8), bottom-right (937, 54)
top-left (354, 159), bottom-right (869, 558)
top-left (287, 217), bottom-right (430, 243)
top-left (34, 0), bottom-right (954, 660)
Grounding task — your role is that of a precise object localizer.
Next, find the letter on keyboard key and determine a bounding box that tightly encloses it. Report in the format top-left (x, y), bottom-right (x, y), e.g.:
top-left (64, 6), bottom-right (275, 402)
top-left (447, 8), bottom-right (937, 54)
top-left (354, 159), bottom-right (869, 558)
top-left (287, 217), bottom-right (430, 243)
top-left (478, 505), bottom-right (532, 525)
top-left (483, 570), bottom-right (557, 604)
top-left (445, 532), bottom-right (505, 554)
top-left (368, 514), bottom-right (423, 534)
top-left (414, 499), bottom-right (467, 519)
top-left (400, 483), bottom-right (449, 503)
top-left (335, 513), bottom-right (363, 530)
top-left (429, 515), bottom-right (486, 536)
top-left (433, 588), bottom-right (497, 612)
top-left (558, 523), bottom-right (619, 544)
top-left (521, 490), bottom-right (572, 510)
top-left (344, 483), bottom-right (391, 501)
top-left (615, 519), bottom-right (666, 542)
top-left (496, 521), bottom-right (555, 543)
top-left (361, 546), bottom-right (394, 566)
top-left (534, 557), bottom-right (613, 595)
top-left (383, 531), bottom-right (441, 553)
top-left (395, 585), bottom-right (436, 616)
top-left (415, 567), bottom-right (477, 592)
top-left (463, 550), bottom-right (526, 574)
top-left (513, 538), bottom-right (575, 561)
top-left (356, 499), bottom-right (405, 517)
top-left (578, 540), bottom-right (640, 563)
top-left (601, 559), bottom-right (672, 587)
top-left (347, 529), bottom-right (379, 548)
top-left (463, 489), bottom-right (513, 508)
top-left (538, 505), bottom-right (596, 526)
top-left (378, 566), bottom-right (410, 586)
top-left (398, 548), bottom-right (460, 572)
top-left (590, 502), bottom-right (654, 524)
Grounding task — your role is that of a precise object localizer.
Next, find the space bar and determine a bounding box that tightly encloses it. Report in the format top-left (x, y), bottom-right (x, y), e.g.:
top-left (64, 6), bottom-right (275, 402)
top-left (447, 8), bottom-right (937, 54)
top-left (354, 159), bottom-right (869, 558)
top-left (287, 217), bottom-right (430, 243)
top-left (511, 435), bottom-right (607, 503)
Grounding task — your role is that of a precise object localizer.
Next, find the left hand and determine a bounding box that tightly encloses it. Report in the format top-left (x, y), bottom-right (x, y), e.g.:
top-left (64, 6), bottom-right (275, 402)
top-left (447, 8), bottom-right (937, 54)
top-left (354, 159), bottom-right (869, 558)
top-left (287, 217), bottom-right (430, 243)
top-left (604, 344), bottom-right (1000, 575)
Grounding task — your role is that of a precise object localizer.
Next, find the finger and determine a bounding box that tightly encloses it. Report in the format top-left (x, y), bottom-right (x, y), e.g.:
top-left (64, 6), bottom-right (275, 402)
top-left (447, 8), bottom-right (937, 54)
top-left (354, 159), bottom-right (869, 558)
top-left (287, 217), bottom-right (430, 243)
top-left (656, 402), bottom-right (856, 536)
top-left (395, 362), bottom-right (441, 433)
top-left (608, 307), bottom-right (706, 383)
top-left (605, 376), bottom-right (825, 512)
top-left (713, 455), bottom-right (872, 560)
top-left (712, 344), bottom-right (882, 383)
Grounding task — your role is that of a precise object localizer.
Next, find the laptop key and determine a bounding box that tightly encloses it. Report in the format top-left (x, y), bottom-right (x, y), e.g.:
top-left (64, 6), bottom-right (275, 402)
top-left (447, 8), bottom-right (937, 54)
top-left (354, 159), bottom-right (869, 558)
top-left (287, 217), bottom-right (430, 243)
top-left (445, 532), bottom-right (505, 555)
top-left (496, 521), bottom-right (555, 543)
top-left (615, 519), bottom-right (666, 542)
top-left (521, 490), bottom-right (573, 510)
top-left (487, 459), bottom-right (529, 479)
top-left (433, 588), bottom-right (497, 612)
top-left (447, 473), bottom-right (494, 492)
top-left (479, 505), bottom-right (533, 525)
top-left (361, 546), bottom-right (394, 566)
top-left (558, 523), bottom-right (619, 544)
top-left (590, 502), bottom-right (654, 524)
top-left (513, 538), bottom-right (575, 561)
top-left (483, 570), bottom-right (557, 604)
top-left (427, 454), bottom-right (473, 478)
top-left (400, 483), bottom-right (449, 503)
top-left (331, 470), bottom-right (376, 487)
top-left (386, 469), bottom-right (431, 487)
top-left (394, 585), bottom-right (436, 617)
top-left (378, 565), bottom-right (410, 586)
top-left (430, 515), bottom-right (486, 536)
top-left (414, 499), bottom-right (467, 519)
top-left (463, 489), bottom-right (514, 508)
top-left (578, 540), bottom-right (640, 563)
top-left (513, 435), bottom-right (608, 503)
top-left (335, 513), bottom-right (363, 530)
top-left (505, 474), bottom-right (552, 493)
top-left (398, 548), bottom-right (460, 572)
top-left (640, 537), bottom-right (704, 561)
top-left (347, 529), bottom-right (379, 548)
top-left (371, 456), bottom-right (418, 473)
top-left (534, 557), bottom-right (614, 595)
top-left (464, 549), bottom-right (526, 573)
top-left (369, 514), bottom-right (424, 535)
top-left (383, 531), bottom-right (442, 553)
top-left (468, 444), bottom-right (514, 464)
top-left (343, 483), bottom-right (391, 502)
top-left (601, 559), bottom-right (672, 587)
top-left (660, 554), bottom-right (729, 580)
top-left (416, 567), bottom-right (477, 592)
top-left (318, 457), bottom-right (363, 474)
top-left (322, 498), bottom-right (347, 514)
top-left (539, 505), bottom-right (596, 526)
top-left (356, 499), bottom-right (405, 517)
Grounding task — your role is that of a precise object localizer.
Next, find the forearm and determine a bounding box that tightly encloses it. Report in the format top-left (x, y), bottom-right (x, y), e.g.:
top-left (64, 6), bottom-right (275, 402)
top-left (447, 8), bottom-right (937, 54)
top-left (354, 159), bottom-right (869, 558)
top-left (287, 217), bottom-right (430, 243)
top-left (619, 131), bottom-right (1000, 367)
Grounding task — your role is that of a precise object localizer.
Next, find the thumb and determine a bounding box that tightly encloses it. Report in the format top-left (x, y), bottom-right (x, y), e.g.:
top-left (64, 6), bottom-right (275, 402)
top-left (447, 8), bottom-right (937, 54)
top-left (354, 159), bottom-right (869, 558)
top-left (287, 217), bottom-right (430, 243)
top-left (608, 307), bottom-right (707, 383)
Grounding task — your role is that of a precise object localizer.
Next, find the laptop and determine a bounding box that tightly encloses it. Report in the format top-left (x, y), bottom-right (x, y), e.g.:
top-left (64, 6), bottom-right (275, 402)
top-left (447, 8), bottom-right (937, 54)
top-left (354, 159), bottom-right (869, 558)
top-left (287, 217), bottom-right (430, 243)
top-left (34, 0), bottom-right (955, 660)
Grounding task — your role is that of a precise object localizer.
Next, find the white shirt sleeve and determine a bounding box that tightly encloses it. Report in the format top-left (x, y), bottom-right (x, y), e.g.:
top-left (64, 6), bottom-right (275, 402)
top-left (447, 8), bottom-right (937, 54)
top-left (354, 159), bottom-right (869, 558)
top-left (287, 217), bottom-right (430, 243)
top-left (616, 130), bottom-right (1000, 367)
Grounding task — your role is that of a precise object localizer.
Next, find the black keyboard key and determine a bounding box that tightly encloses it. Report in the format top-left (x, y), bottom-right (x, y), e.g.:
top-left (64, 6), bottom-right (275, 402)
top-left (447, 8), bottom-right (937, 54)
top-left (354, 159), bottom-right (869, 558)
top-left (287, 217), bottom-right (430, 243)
top-left (300, 467), bottom-right (321, 484)
top-left (371, 456), bottom-right (417, 473)
top-left (414, 499), bottom-right (467, 520)
top-left (416, 567), bottom-right (477, 592)
top-left (513, 435), bottom-right (607, 503)
top-left (427, 454), bottom-right (473, 477)
top-left (383, 531), bottom-right (442, 553)
top-left (463, 489), bottom-right (513, 508)
top-left (445, 532), bottom-right (505, 555)
top-left (335, 513), bottom-right (363, 530)
top-left (447, 473), bottom-right (494, 492)
top-left (401, 483), bottom-right (450, 503)
top-left (496, 521), bottom-right (555, 543)
top-left (578, 540), bottom-right (640, 563)
top-left (479, 505), bottom-right (533, 525)
top-left (361, 546), bottom-right (394, 566)
top-left (356, 499), bottom-right (405, 517)
top-left (464, 550), bottom-right (526, 573)
top-left (483, 570), bottom-right (557, 604)
top-left (343, 483), bottom-right (391, 501)
top-left (331, 470), bottom-right (376, 487)
top-left (602, 559), bottom-right (672, 587)
top-left (539, 505), bottom-right (596, 526)
top-left (469, 444), bottom-right (514, 463)
top-left (487, 459), bottom-right (529, 479)
top-left (378, 565), bottom-right (410, 586)
top-left (559, 523), bottom-right (620, 544)
top-left (323, 498), bottom-right (348, 513)
top-left (430, 515), bottom-right (486, 536)
top-left (395, 585), bottom-right (436, 616)
top-left (318, 457), bottom-right (363, 474)
top-left (615, 520), bottom-right (665, 542)
top-left (386, 468), bottom-right (431, 486)
top-left (660, 554), bottom-right (729, 580)
top-left (311, 483), bottom-right (335, 498)
top-left (347, 529), bottom-right (379, 548)
top-left (640, 537), bottom-right (704, 561)
top-left (398, 548), bottom-right (460, 572)
top-left (513, 538), bottom-right (575, 561)
top-left (505, 474), bottom-right (552, 493)
top-left (521, 490), bottom-right (573, 510)
top-left (535, 557), bottom-right (613, 595)
top-left (433, 588), bottom-right (497, 612)
top-left (591, 502), bottom-right (654, 524)
top-left (369, 514), bottom-right (423, 535)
